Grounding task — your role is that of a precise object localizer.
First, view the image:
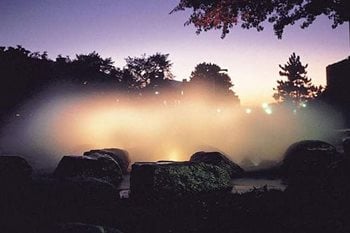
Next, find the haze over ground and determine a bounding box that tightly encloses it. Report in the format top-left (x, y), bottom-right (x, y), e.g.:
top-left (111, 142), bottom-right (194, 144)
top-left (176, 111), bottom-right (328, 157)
top-left (0, 86), bottom-right (343, 168)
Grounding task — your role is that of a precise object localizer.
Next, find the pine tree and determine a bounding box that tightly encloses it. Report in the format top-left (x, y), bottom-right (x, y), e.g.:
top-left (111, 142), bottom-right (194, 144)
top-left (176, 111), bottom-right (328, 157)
top-left (273, 53), bottom-right (323, 106)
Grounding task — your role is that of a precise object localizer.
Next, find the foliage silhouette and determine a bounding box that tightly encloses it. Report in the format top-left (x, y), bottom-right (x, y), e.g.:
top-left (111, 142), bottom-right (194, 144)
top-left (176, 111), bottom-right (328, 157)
top-left (0, 46), bottom-right (241, 123)
top-left (124, 53), bottom-right (174, 90)
top-left (171, 0), bottom-right (350, 39)
top-left (273, 53), bottom-right (323, 105)
top-left (0, 46), bottom-right (53, 122)
top-left (0, 47), bottom-right (131, 121)
top-left (189, 62), bottom-right (240, 104)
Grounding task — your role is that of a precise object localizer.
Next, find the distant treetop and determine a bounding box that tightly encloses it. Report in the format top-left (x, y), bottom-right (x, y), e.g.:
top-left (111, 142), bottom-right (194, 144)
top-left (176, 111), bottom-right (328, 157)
top-left (189, 62), bottom-right (240, 104)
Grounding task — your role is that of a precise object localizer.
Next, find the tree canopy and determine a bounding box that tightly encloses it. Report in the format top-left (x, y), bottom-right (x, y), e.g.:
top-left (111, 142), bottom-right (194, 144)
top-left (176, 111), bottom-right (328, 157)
top-left (0, 46), bottom-right (53, 118)
top-left (124, 53), bottom-right (173, 90)
top-left (273, 53), bottom-right (323, 105)
top-left (0, 47), bottom-right (176, 121)
top-left (171, 0), bottom-right (349, 38)
top-left (189, 62), bottom-right (240, 103)
top-left (0, 46), bottom-right (242, 122)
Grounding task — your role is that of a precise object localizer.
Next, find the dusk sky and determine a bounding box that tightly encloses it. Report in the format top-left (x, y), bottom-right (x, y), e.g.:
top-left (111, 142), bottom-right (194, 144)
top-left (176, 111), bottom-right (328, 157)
top-left (1, 0), bottom-right (349, 106)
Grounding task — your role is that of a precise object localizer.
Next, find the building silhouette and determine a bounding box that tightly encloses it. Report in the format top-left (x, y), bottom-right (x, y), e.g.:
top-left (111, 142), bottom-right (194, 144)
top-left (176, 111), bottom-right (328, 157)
top-left (322, 56), bottom-right (350, 125)
top-left (326, 57), bottom-right (350, 103)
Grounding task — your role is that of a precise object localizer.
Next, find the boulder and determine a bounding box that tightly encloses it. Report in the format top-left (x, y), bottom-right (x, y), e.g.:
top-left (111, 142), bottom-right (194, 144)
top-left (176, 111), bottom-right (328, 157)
top-left (50, 176), bottom-right (119, 208)
top-left (49, 222), bottom-right (123, 233)
top-left (130, 161), bottom-right (232, 199)
top-left (84, 148), bottom-right (130, 174)
top-left (0, 156), bottom-right (33, 230)
top-left (54, 155), bottom-right (122, 187)
top-left (0, 155), bottom-right (32, 185)
top-left (239, 158), bottom-right (257, 170)
top-left (327, 158), bottom-right (350, 194)
top-left (190, 151), bottom-right (244, 178)
top-left (342, 137), bottom-right (350, 155)
top-left (282, 140), bottom-right (338, 184)
top-left (30, 176), bottom-right (120, 223)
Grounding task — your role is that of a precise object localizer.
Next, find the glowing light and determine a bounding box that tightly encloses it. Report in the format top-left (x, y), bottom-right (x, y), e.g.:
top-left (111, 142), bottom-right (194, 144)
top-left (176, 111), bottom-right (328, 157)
top-left (293, 109), bottom-right (297, 114)
top-left (155, 91), bottom-right (160, 95)
top-left (264, 108), bottom-right (272, 115)
top-left (245, 108), bottom-right (252, 114)
top-left (17, 87), bottom-right (340, 167)
top-left (168, 150), bottom-right (180, 161)
top-left (300, 103), bottom-right (307, 108)
top-left (262, 103), bottom-right (269, 109)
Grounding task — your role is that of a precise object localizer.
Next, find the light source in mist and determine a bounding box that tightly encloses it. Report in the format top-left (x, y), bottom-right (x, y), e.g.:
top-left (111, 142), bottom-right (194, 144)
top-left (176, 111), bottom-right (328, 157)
top-left (262, 103), bottom-right (269, 109)
top-left (264, 108), bottom-right (273, 115)
top-left (167, 150), bottom-right (181, 161)
top-left (261, 102), bottom-right (272, 115)
top-left (245, 108), bottom-right (252, 114)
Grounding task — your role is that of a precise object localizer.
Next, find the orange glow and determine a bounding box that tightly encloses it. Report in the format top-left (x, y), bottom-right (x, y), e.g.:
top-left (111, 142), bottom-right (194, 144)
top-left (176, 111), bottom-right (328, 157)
top-left (1, 87), bottom-right (342, 168)
top-left (166, 149), bottom-right (182, 161)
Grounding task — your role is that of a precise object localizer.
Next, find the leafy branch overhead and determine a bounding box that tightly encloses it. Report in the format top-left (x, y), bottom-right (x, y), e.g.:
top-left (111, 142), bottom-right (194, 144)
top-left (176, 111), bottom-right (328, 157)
top-left (171, 0), bottom-right (350, 38)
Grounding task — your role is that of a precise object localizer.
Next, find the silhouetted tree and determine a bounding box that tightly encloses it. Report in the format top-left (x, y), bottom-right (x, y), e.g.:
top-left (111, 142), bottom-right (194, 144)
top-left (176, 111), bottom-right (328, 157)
top-left (0, 46), bottom-right (54, 121)
top-left (116, 68), bottom-right (138, 90)
top-left (124, 53), bottom-right (173, 90)
top-left (172, 0), bottom-right (350, 38)
top-left (70, 52), bottom-right (118, 86)
top-left (273, 53), bottom-right (323, 105)
top-left (189, 62), bottom-right (239, 103)
top-left (0, 47), bottom-right (126, 122)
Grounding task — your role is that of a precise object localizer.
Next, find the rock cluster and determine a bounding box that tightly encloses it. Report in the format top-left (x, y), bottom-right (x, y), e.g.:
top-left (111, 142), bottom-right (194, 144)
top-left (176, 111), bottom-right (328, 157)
top-left (2, 141), bottom-right (350, 233)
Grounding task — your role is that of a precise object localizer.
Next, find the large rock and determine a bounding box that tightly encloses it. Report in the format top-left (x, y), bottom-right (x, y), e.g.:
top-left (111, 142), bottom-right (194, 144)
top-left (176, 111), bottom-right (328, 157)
top-left (342, 137), bottom-right (350, 155)
top-left (0, 156), bottom-right (32, 232)
top-left (327, 158), bottom-right (350, 194)
top-left (0, 155), bottom-right (32, 185)
top-left (29, 176), bottom-right (120, 225)
top-left (48, 222), bottom-right (123, 233)
top-left (282, 140), bottom-right (338, 184)
top-left (130, 161), bottom-right (232, 199)
top-left (54, 155), bottom-right (122, 187)
top-left (84, 148), bottom-right (130, 174)
top-left (190, 151), bottom-right (244, 178)
top-left (0, 156), bottom-right (33, 231)
top-left (48, 177), bottom-right (119, 209)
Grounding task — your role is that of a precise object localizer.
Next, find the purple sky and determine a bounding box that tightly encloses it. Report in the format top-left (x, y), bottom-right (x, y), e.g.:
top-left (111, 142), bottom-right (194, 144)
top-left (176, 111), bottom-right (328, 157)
top-left (0, 0), bottom-right (349, 105)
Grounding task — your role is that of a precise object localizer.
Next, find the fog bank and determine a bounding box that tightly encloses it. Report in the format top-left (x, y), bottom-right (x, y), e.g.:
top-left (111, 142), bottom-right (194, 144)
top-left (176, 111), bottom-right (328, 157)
top-left (0, 87), bottom-right (343, 169)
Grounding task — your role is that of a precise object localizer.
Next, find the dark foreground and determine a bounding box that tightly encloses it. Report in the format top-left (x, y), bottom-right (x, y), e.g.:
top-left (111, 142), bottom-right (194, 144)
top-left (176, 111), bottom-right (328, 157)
top-left (1, 174), bottom-right (350, 233)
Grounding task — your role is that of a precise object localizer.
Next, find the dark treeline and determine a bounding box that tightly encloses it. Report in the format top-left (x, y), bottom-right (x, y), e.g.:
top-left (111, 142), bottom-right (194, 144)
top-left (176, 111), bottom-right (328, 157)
top-left (0, 46), bottom-right (239, 123)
